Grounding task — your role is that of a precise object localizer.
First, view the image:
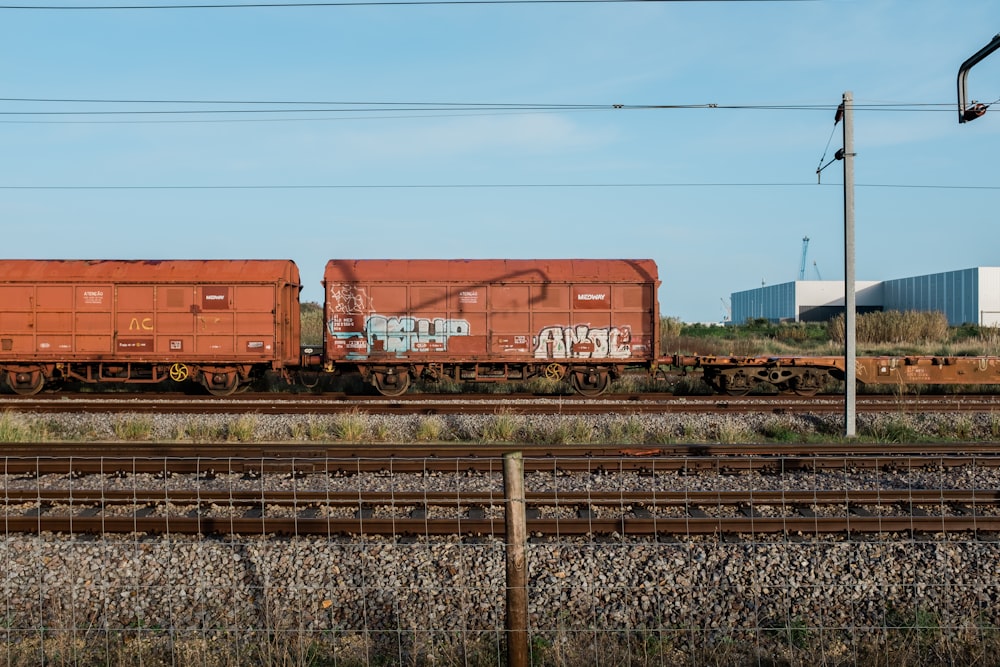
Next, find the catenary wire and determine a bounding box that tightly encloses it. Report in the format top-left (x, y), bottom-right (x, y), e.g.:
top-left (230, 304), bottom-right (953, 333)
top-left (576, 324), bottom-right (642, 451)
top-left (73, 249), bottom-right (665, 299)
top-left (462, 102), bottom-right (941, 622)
top-left (0, 0), bottom-right (817, 8)
top-left (0, 100), bottom-right (967, 122)
top-left (1, 183), bottom-right (998, 190)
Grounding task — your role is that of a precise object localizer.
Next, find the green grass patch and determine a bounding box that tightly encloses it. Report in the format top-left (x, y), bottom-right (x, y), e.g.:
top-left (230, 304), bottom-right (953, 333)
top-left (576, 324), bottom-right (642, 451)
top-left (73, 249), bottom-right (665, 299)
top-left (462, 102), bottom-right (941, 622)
top-left (112, 415), bottom-right (155, 441)
top-left (414, 415), bottom-right (445, 442)
top-left (227, 414), bottom-right (259, 442)
top-left (0, 411), bottom-right (48, 442)
top-left (332, 409), bottom-right (370, 442)
top-left (480, 410), bottom-right (523, 442)
top-left (177, 418), bottom-right (226, 442)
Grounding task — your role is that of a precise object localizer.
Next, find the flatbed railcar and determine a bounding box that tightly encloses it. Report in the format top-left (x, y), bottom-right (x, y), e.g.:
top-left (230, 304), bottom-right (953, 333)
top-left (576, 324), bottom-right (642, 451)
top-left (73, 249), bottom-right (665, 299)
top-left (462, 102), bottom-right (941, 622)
top-left (0, 260), bottom-right (301, 395)
top-left (680, 354), bottom-right (1000, 396)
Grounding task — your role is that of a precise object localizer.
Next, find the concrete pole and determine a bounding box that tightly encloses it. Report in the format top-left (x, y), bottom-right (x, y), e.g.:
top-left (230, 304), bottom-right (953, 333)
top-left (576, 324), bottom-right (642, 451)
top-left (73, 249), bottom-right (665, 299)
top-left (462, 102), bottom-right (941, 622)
top-left (843, 91), bottom-right (857, 437)
top-left (503, 451), bottom-right (529, 667)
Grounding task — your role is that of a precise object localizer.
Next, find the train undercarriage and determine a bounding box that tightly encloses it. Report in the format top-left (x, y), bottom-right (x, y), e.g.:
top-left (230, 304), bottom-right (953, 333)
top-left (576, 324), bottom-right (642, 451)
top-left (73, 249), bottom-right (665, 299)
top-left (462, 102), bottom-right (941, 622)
top-left (675, 354), bottom-right (1000, 396)
top-left (6, 354), bottom-right (1000, 398)
top-left (356, 361), bottom-right (622, 397)
top-left (1, 362), bottom-right (259, 397)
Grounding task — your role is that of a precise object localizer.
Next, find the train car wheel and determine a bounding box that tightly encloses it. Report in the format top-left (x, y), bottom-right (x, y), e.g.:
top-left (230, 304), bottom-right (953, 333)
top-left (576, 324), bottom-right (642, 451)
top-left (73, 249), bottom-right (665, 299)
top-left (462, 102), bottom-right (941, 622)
top-left (6, 370), bottom-right (44, 396)
top-left (373, 370), bottom-right (410, 397)
top-left (570, 370), bottom-right (609, 397)
top-left (720, 370), bottom-right (750, 396)
top-left (792, 369), bottom-right (823, 396)
top-left (203, 371), bottom-right (240, 397)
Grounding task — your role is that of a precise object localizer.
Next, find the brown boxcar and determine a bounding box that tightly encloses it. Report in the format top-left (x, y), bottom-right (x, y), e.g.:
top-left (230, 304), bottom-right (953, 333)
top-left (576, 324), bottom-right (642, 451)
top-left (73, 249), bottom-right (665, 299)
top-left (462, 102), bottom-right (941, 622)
top-left (323, 259), bottom-right (660, 395)
top-left (0, 260), bottom-right (301, 395)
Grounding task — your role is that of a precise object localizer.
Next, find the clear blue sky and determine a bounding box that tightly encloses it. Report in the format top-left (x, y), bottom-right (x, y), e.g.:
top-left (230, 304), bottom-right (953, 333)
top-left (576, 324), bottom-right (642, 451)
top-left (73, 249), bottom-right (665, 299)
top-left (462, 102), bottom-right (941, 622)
top-left (2, 0), bottom-right (999, 323)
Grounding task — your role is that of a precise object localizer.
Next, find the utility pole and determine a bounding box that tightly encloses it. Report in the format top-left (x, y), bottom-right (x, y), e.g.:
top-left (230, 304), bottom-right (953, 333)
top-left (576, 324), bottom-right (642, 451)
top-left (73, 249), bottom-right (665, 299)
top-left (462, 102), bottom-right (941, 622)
top-left (798, 236), bottom-right (810, 281)
top-left (841, 92), bottom-right (857, 437)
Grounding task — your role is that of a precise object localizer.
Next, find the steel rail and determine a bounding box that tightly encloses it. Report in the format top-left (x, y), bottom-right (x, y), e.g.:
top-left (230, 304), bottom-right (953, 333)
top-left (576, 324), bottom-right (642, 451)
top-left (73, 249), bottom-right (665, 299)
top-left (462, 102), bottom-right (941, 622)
top-left (4, 489), bottom-right (1000, 506)
top-left (5, 514), bottom-right (999, 537)
top-left (0, 456), bottom-right (998, 476)
top-left (2, 447), bottom-right (1000, 477)
top-left (3, 392), bottom-right (1000, 415)
top-left (3, 441), bottom-right (1000, 458)
top-left (4, 489), bottom-right (999, 537)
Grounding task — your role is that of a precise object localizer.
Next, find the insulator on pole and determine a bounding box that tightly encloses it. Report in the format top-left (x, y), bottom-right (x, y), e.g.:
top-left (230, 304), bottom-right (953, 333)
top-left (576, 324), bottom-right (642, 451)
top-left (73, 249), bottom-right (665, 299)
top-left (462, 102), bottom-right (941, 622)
top-left (963, 102), bottom-right (988, 122)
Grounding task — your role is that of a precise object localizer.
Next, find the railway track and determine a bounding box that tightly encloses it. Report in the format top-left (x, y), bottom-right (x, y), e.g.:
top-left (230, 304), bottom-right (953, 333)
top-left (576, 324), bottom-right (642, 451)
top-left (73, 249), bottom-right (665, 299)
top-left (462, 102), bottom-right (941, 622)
top-left (2, 443), bottom-right (1000, 475)
top-left (4, 487), bottom-right (999, 537)
top-left (4, 430), bottom-right (1000, 537)
top-left (3, 392), bottom-right (1000, 415)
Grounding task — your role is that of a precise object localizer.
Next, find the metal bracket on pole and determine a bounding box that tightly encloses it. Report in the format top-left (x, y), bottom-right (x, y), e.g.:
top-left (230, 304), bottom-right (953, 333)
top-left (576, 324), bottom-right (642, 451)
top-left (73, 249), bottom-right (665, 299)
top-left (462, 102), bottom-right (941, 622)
top-left (957, 33), bottom-right (1000, 123)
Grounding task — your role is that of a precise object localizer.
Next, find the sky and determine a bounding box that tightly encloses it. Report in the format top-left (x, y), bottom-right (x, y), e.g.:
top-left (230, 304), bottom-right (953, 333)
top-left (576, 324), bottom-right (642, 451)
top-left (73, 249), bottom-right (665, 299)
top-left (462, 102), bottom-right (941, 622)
top-left (2, 0), bottom-right (999, 323)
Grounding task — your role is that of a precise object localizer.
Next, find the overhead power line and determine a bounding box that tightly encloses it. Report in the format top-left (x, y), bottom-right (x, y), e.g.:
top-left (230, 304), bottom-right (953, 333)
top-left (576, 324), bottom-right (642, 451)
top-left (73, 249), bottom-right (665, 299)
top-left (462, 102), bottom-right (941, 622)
top-left (0, 0), bottom-right (816, 8)
top-left (0, 98), bottom-right (965, 121)
top-left (0, 97), bottom-right (606, 106)
top-left (0, 97), bottom-right (957, 109)
top-left (1, 182), bottom-right (998, 190)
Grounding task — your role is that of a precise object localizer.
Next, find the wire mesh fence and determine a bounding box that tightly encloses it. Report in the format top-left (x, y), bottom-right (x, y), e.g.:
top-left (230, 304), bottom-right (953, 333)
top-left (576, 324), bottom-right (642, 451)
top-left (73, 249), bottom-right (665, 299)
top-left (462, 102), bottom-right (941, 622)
top-left (2, 454), bottom-right (1000, 666)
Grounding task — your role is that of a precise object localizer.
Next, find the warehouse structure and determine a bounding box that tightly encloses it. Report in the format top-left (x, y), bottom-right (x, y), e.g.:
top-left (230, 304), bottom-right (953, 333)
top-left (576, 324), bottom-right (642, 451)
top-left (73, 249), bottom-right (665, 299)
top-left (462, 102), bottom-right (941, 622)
top-left (730, 267), bottom-right (1000, 326)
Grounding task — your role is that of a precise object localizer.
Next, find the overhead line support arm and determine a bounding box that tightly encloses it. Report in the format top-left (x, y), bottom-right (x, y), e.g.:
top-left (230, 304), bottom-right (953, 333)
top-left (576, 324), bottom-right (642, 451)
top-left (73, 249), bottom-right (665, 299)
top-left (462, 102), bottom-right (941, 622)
top-left (958, 33), bottom-right (1000, 123)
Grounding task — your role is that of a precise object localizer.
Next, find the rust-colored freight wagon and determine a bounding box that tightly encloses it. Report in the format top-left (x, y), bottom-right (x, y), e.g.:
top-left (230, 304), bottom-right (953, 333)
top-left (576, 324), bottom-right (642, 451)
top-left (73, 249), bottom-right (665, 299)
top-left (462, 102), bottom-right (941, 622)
top-left (323, 259), bottom-right (660, 395)
top-left (0, 260), bottom-right (301, 395)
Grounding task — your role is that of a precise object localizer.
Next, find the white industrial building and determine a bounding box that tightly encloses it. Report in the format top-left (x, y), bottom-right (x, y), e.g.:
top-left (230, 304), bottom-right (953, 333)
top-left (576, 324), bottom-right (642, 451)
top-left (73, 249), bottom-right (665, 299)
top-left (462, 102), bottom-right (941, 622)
top-left (730, 267), bottom-right (1000, 326)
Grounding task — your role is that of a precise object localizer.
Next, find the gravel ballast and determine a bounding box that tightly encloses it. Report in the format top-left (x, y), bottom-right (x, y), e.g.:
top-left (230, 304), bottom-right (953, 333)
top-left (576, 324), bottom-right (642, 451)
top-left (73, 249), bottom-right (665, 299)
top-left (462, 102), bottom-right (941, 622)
top-left (3, 407), bottom-right (1000, 664)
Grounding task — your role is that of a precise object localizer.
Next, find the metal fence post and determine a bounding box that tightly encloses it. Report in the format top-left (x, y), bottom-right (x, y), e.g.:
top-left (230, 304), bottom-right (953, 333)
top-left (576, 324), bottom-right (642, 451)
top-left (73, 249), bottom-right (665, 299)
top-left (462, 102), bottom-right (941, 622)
top-left (503, 451), bottom-right (529, 667)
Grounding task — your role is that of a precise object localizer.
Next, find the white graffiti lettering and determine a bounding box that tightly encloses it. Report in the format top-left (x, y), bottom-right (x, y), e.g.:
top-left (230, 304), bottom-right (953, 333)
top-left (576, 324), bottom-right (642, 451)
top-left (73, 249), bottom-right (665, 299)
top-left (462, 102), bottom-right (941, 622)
top-left (533, 325), bottom-right (632, 359)
top-left (576, 294), bottom-right (606, 301)
top-left (329, 283), bottom-right (371, 315)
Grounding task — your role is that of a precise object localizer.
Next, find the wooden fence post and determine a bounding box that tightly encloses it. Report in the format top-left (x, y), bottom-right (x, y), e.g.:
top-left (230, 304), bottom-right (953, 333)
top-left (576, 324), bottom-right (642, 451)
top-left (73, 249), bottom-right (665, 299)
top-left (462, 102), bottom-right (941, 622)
top-left (504, 451), bottom-right (529, 667)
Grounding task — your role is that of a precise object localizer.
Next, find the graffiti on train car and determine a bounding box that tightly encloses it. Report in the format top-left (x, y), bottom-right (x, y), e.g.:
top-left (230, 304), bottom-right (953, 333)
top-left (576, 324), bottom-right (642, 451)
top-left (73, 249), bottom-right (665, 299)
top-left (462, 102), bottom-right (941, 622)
top-left (533, 324), bottom-right (632, 359)
top-left (329, 283), bottom-right (371, 315)
top-left (364, 314), bottom-right (471, 353)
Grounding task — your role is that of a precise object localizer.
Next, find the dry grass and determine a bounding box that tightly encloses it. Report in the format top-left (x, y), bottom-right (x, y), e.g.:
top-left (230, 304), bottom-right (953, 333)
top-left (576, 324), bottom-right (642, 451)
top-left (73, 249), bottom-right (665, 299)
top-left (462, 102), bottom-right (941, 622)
top-left (480, 409), bottom-right (523, 443)
top-left (331, 409), bottom-right (369, 441)
top-left (6, 625), bottom-right (1000, 666)
top-left (5, 409), bottom-right (1000, 446)
top-left (227, 414), bottom-right (259, 442)
top-left (828, 310), bottom-right (950, 347)
top-left (414, 415), bottom-right (446, 441)
top-left (606, 414), bottom-right (648, 444)
top-left (0, 410), bottom-right (50, 442)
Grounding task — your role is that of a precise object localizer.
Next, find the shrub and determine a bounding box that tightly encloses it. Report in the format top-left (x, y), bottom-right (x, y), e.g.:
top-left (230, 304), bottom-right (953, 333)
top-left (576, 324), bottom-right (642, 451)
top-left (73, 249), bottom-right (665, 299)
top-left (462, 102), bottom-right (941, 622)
top-left (300, 301), bottom-right (325, 347)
